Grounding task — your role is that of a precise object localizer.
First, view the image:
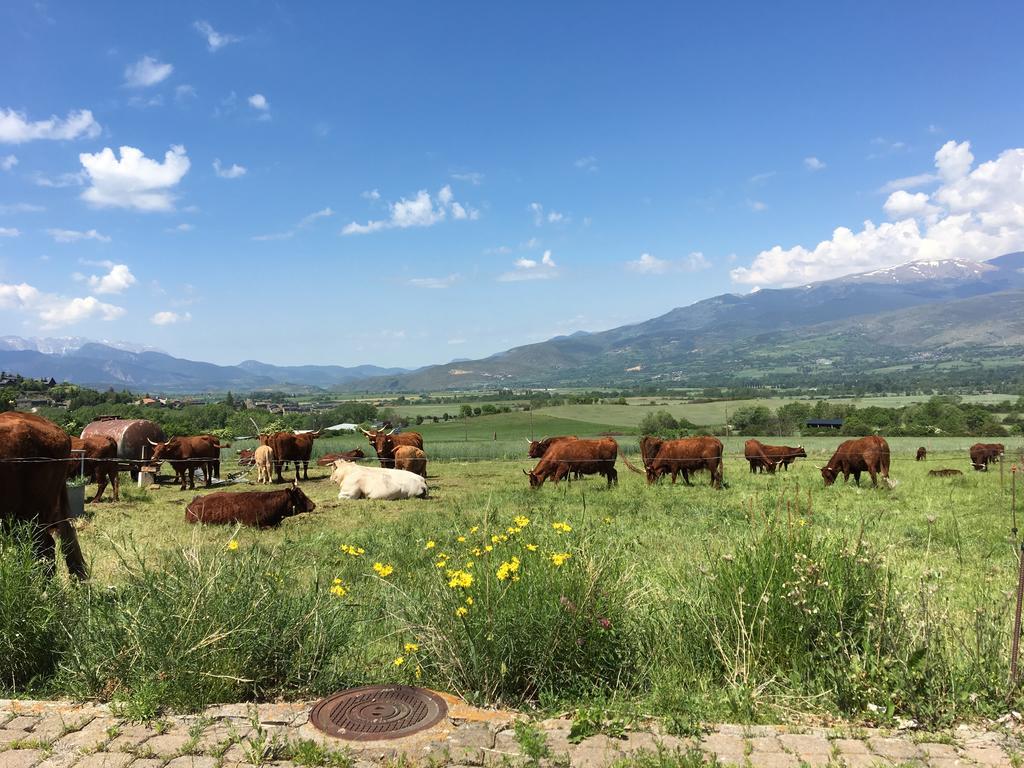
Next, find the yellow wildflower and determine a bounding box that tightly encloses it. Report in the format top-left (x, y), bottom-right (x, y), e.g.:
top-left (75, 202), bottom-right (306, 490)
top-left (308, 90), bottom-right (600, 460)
top-left (469, 526), bottom-right (479, 533)
top-left (329, 581), bottom-right (347, 598)
top-left (393, 656), bottom-right (405, 666)
top-left (340, 544), bottom-right (365, 557)
top-left (514, 515), bottom-right (530, 528)
top-left (435, 559), bottom-right (448, 569)
top-left (506, 526), bottom-right (520, 535)
top-left (373, 562), bottom-right (394, 578)
top-left (484, 545), bottom-right (493, 553)
top-left (404, 642), bottom-right (420, 652)
top-left (464, 561), bottom-right (474, 569)
top-left (603, 516), bottom-right (613, 524)
top-left (496, 556), bottom-right (521, 581)
top-left (525, 543), bottom-right (538, 552)
top-left (465, 596), bottom-right (474, 606)
top-left (455, 606), bottom-right (469, 617)
top-left (227, 539), bottom-right (239, 551)
top-left (491, 534), bottom-right (501, 544)
top-left (550, 552), bottom-right (571, 567)
top-left (472, 547), bottom-right (482, 557)
top-left (447, 569), bottom-right (474, 589)
top-left (457, 536), bottom-right (467, 543)
top-left (552, 522), bottom-right (572, 533)
top-left (415, 665), bottom-right (422, 681)
top-left (425, 540), bottom-right (436, 550)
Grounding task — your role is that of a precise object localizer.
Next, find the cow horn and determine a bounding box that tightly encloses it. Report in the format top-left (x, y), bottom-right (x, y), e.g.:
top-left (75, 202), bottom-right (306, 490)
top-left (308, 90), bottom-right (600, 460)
top-left (147, 438), bottom-right (160, 446)
top-left (525, 438), bottom-right (532, 444)
top-left (386, 428), bottom-right (396, 435)
top-left (360, 427), bottom-right (371, 436)
top-left (813, 464), bottom-right (822, 470)
top-left (522, 469), bottom-right (530, 476)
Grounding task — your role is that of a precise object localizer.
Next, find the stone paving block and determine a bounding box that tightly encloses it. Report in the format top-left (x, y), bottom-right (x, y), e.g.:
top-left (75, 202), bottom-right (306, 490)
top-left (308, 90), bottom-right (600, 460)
top-left (833, 739), bottom-right (871, 755)
top-left (7, 716), bottom-right (41, 731)
top-left (571, 736), bottom-right (627, 768)
top-left (928, 759), bottom-right (976, 768)
top-left (961, 746), bottom-right (1011, 767)
top-left (143, 732), bottom-right (193, 757)
top-left (256, 703), bottom-right (306, 725)
top-left (75, 753), bottom-right (135, 768)
top-left (778, 733), bottom-right (831, 755)
top-left (748, 752), bottom-right (799, 768)
top-left (3, 749), bottom-right (45, 768)
top-left (702, 732), bottom-right (746, 757)
top-left (53, 717), bottom-right (115, 753)
top-left (106, 723), bottom-right (158, 752)
top-left (0, 728), bottom-right (32, 748)
top-left (193, 723), bottom-right (251, 753)
top-left (127, 760), bottom-right (167, 768)
top-left (917, 743), bottom-right (960, 759)
top-left (868, 737), bottom-right (923, 761)
top-left (793, 753), bottom-right (832, 768)
top-left (165, 757), bottom-right (219, 768)
top-left (838, 754), bottom-right (893, 768)
top-left (749, 736), bottom-right (784, 753)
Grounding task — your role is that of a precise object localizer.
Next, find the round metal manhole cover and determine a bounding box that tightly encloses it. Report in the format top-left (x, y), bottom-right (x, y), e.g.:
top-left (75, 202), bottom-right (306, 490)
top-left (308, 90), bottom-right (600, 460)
top-left (309, 685), bottom-right (449, 741)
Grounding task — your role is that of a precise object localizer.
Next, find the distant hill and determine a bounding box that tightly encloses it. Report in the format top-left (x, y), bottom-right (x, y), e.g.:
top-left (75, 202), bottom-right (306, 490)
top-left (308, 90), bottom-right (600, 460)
top-left (359, 252), bottom-right (1024, 390)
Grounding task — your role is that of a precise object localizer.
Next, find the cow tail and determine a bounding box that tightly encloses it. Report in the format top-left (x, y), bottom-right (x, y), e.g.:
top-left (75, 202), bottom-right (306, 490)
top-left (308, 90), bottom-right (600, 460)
top-left (621, 455), bottom-right (645, 475)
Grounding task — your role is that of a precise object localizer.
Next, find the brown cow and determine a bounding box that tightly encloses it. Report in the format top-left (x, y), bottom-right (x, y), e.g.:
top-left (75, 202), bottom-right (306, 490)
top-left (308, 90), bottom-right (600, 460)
top-left (524, 437), bottom-right (618, 488)
top-left (820, 436), bottom-right (892, 488)
top-left (929, 468), bottom-right (963, 477)
top-left (237, 448), bottom-right (256, 467)
top-left (185, 482), bottom-right (316, 527)
top-left (148, 435), bottom-right (225, 490)
top-left (361, 428), bottom-right (424, 469)
top-left (260, 430), bottom-right (321, 482)
top-left (526, 435), bottom-right (578, 459)
top-left (760, 443), bottom-right (807, 471)
top-left (744, 439), bottom-right (778, 474)
top-left (916, 446), bottom-right (927, 461)
top-left (0, 412), bottom-right (86, 578)
top-left (625, 435), bottom-right (723, 488)
top-left (969, 442), bottom-right (1004, 471)
top-left (316, 449), bottom-right (365, 466)
top-left (68, 435), bottom-right (120, 502)
top-left (393, 445), bottom-right (427, 477)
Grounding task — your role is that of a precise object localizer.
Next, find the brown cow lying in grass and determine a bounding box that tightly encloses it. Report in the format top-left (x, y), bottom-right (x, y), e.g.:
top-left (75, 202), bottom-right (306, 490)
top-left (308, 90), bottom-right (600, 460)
top-left (185, 482), bottom-right (316, 527)
top-left (928, 468), bottom-right (963, 477)
top-left (316, 449), bottom-right (365, 466)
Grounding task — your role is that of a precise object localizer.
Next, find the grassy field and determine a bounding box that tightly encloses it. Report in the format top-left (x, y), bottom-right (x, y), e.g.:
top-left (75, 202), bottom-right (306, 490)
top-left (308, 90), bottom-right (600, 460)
top-left (3, 429), bottom-right (1012, 726)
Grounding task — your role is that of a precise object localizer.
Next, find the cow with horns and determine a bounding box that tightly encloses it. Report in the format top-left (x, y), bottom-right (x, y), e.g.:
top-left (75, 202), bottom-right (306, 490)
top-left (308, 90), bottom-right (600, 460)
top-left (624, 435), bottom-right (724, 488)
top-left (524, 437), bottom-right (618, 488)
top-left (818, 435), bottom-right (893, 488)
top-left (148, 434), bottom-right (225, 490)
top-left (360, 427), bottom-right (424, 469)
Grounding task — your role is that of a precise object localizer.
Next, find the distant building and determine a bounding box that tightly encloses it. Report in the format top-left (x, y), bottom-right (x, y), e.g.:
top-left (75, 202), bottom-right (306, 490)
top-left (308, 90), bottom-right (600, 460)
top-left (805, 418), bottom-right (844, 429)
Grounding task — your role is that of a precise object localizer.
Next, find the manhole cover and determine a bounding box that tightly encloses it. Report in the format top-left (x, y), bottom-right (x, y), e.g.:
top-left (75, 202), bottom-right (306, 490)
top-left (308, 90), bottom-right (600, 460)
top-left (309, 685), bottom-right (449, 741)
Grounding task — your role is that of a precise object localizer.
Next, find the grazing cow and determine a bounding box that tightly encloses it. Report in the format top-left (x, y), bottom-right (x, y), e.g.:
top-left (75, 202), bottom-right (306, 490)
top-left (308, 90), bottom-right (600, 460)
top-left (916, 446), bottom-right (927, 462)
top-left (929, 468), bottom-right (963, 477)
top-left (185, 482), bottom-right (316, 527)
top-left (524, 437), bottom-right (618, 488)
top-left (361, 428), bottom-right (424, 468)
top-left (260, 431), bottom-right (321, 482)
top-left (237, 448), bottom-right (256, 467)
top-left (68, 435), bottom-right (120, 502)
top-left (316, 449), bottom-right (365, 466)
top-left (969, 442), bottom-right (1004, 471)
top-left (820, 435), bottom-right (892, 488)
top-left (744, 439), bottom-right (778, 474)
top-left (526, 435), bottom-right (578, 459)
top-left (624, 435), bottom-right (723, 488)
top-left (393, 445), bottom-right (427, 477)
top-left (329, 460), bottom-right (429, 500)
top-left (254, 445), bottom-right (274, 484)
top-left (760, 443), bottom-right (807, 471)
top-left (0, 412), bottom-right (87, 579)
top-left (148, 435), bottom-right (225, 490)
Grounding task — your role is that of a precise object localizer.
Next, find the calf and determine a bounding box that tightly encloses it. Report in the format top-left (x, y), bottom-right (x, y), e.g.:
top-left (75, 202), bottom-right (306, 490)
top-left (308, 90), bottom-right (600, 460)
top-left (916, 446), bottom-right (927, 461)
top-left (524, 437), bottom-right (618, 488)
top-left (330, 460), bottom-right (428, 500)
top-left (254, 445), bottom-right (274, 484)
top-left (361, 428), bottom-right (424, 468)
top-left (393, 445), bottom-right (427, 477)
top-left (185, 483), bottom-right (316, 527)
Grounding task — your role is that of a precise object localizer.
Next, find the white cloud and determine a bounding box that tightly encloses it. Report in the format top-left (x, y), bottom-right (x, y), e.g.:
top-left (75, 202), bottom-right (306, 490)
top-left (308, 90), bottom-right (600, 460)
top-left (298, 207), bottom-right (333, 227)
top-left (151, 310), bottom-right (190, 325)
top-left (447, 338), bottom-right (466, 345)
top-left (499, 250), bottom-right (558, 281)
top-left (175, 84), bottom-right (197, 102)
top-left (0, 227), bottom-right (20, 237)
top-left (342, 185), bottom-right (477, 235)
top-left (251, 230), bottom-right (294, 242)
top-left (0, 108), bottom-right (100, 144)
top-left (248, 94), bottom-right (270, 119)
top-left (79, 144), bottom-right (190, 211)
top-left (84, 263), bottom-right (135, 294)
top-left (451, 171), bottom-right (484, 185)
top-left (0, 203), bottom-right (45, 214)
top-left (748, 200), bottom-right (767, 212)
top-left (627, 251), bottom-right (710, 274)
top-left (749, 171), bottom-right (776, 185)
top-left (683, 251), bottom-right (711, 271)
top-left (804, 156), bottom-right (826, 171)
top-left (194, 20), bottom-right (240, 52)
top-left (212, 158), bottom-right (246, 179)
top-left (529, 202), bottom-right (567, 226)
top-left (127, 94), bottom-right (164, 109)
top-left (253, 207), bottom-right (333, 241)
top-left (408, 274), bottom-right (460, 289)
top-left (124, 56), bottom-right (173, 88)
top-left (1, 155), bottom-right (16, 171)
top-left (574, 156), bottom-right (598, 172)
top-left (0, 280), bottom-right (124, 328)
top-left (878, 172), bottom-right (939, 194)
top-left (167, 223), bottom-right (193, 233)
top-left (731, 139), bottom-right (1024, 287)
top-left (34, 170), bottom-right (87, 188)
top-left (48, 228), bottom-right (111, 243)
top-left (361, 189), bottom-right (381, 200)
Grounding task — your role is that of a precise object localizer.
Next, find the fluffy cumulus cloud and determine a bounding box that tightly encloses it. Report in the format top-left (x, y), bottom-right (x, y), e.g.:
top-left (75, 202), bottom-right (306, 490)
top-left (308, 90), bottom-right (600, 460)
top-left (194, 20), bottom-right (240, 51)
top-left (48, 228), bottom-right (111, 243)
top-left (1, 154), bottom-right (16, 171)
top-left (124, 56), bottom-right (174, 88)
top-left (0, 280), bottom-right (124, 328)
top-left (0, 108), bottom-right (100, 144)
top-left (626, 251), bottom-right (710, 274)
top-left (499, 250), bottom-right (558, 281)
top-left (79, 145), bottom-right (190, 211)
top-left (248, 93), bottom-right (270, 120)
top-left (342, 185), bottom-right (478, 235)
top-left (212, 158), bottom-right (246, 179)
top-left (804, 156), bottom-right (826, 171)
top-left (731, 140), bottom-right (1024, 287)
top-left (84, 263), bottom-right (136, 294)
top-left (0, 227), bottom-right (20, 237)
top-left (151, 310), bottom-right (191, 325)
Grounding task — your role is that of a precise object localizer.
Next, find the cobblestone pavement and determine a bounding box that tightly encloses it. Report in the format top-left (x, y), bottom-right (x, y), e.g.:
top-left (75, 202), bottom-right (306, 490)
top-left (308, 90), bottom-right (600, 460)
top-left (2, 697), bottom-right (1022, 768)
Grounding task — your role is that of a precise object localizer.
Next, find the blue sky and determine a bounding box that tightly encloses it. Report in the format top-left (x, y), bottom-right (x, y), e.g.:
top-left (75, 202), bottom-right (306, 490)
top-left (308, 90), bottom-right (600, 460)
top-left (2, 1), bottom-right (1023, 367)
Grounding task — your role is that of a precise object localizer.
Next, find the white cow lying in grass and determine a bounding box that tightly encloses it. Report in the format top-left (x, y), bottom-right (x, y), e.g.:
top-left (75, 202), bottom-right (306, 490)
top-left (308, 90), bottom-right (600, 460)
top-left (330, 459), bottom-right (428, 500)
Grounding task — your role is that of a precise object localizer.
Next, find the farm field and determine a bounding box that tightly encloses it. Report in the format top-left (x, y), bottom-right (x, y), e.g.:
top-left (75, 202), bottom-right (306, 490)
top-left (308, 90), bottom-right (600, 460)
top-left (11, 432), bottom-right (1019, 727)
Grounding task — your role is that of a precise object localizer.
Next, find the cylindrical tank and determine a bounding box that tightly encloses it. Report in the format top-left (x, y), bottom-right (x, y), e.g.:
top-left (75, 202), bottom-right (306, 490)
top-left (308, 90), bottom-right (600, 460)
top-left (81, 419), bottom-right (167, 464)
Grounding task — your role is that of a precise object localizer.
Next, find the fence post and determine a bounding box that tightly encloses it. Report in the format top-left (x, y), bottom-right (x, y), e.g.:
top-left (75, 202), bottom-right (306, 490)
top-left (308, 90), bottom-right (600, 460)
top-left (1011, 541), bottom-right (1024, 689)
top-left (1013, 465), bottom-right (1018, 540)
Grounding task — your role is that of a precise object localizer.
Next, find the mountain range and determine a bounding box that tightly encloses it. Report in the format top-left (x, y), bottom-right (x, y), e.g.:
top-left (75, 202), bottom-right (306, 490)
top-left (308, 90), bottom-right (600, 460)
top-left (2, 253), bottom-right (1023, 393)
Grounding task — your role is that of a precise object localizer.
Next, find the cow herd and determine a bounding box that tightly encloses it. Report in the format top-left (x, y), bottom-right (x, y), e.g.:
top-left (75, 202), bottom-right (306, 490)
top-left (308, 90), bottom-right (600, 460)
top-left (0, 408), bottom-right (1015, 580)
